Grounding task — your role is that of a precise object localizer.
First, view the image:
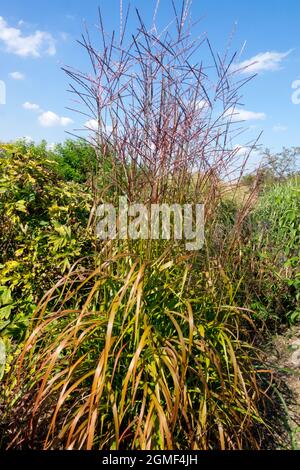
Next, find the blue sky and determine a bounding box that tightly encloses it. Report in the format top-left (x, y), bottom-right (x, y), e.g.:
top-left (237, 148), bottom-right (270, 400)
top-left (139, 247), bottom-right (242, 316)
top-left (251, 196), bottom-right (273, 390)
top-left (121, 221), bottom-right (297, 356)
top-left (0, 0), bottom-right (300, 164)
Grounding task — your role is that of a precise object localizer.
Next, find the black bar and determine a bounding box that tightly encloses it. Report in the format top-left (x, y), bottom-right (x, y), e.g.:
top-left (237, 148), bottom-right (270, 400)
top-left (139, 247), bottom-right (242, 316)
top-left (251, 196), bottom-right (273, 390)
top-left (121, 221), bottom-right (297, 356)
top-left (0, 450), bottom-right (298, 468)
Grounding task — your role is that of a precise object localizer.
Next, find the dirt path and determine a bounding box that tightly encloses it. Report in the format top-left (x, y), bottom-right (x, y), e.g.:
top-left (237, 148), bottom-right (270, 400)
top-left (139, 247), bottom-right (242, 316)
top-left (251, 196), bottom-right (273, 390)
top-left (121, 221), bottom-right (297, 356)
top-left (266, 326), bottom-right (300, 449)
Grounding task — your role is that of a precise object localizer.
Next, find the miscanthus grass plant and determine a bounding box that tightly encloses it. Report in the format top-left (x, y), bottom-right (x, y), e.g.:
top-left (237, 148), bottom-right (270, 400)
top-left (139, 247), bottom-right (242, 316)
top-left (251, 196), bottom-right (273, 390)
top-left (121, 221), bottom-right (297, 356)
top-left (1, 0), bottom-right (270, 450)
top-left (3, 248), bottom-right (265, 450)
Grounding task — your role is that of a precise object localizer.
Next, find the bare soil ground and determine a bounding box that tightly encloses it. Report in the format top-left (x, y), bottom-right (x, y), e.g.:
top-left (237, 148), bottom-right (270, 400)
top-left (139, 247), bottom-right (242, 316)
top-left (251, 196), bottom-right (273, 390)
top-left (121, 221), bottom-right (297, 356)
top-left (264, 326), bottom-right (300, 449)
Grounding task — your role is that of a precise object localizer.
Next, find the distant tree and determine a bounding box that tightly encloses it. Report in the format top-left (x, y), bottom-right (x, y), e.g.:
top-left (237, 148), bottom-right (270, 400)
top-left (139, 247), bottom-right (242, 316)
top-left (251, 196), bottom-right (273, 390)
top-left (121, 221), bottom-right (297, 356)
top-left (261, 147), bottom-right (299, 180)
top-left (241, 147), bottom-right (299, 189)
top-left (51, 139), bottom-right (98, 184)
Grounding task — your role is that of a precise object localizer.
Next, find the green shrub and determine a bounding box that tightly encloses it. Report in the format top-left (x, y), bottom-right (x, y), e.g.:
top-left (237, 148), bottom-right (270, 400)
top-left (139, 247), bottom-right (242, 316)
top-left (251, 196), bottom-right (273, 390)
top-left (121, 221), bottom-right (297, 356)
top-left (0, 143), bottom-right (94, 346)
top-left (49, 139), bottom-right (98, 183)
top-left (245, 178), bottom-right (300, 325)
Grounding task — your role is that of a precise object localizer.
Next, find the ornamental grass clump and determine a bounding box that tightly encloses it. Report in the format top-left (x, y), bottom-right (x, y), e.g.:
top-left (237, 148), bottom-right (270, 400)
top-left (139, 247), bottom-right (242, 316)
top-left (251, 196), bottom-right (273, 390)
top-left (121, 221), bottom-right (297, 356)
top-left (1, 1), bottom-right (269, 450)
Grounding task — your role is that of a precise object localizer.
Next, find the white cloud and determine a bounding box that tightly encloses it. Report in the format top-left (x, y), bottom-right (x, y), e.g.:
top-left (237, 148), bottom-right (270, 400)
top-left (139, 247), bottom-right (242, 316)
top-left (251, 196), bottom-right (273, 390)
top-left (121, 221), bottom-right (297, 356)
top-left (234, 145), bottom-right (251, 156)
top-left (23, 101), bottom-right (41, 111)
top-left (24, 105), bottom-right (73, 127)
top-left (225, 107), bottom-right (266, 122)
top-left (234, 145), bottom-right (247, 156)
top-left (273, 124), bottom-right (287, 133)
top-left (232, 50), bottom-right (292, 74)
top-left (85, 119), bottom-right (99, 131)
top-left (234, 144), bottom-right (259, 158)
top-left (9, 71), bottom-right (25, 80)
top-left (196, 99), bottom-right (210, 110)
top-left (84, 119), bottom-right (114, 134)
top-left (0, 16), bottom-right (56, 57)
top-left (38, 111), bottom-right (73, 127)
